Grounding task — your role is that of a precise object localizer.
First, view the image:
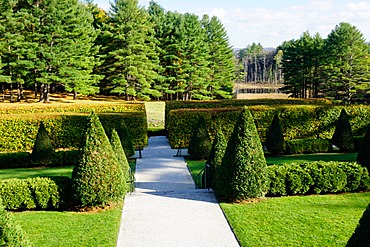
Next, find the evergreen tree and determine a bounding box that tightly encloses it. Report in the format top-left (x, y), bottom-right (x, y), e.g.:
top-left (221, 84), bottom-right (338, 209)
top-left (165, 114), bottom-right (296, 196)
top-left (215, 107), bottom-right (268, 202)
top-left (357, 124), bottom-right (370, 170)
top-left (31, 121), bottom-right (55, 165)
top-left (72, 112), bottom-right (125, 208)
top-left (203, 129), bottom-right (227, 189)
top-left (265, 113), bottom-right (285, 155)
top-left (110, 129), bottom-right (130, 191)
top-left (346, 203), bottom-right (370, 247)
top-left (188, 116), bottom-right (212, 160)
top-left (331, 109), bottom-right (355, 151)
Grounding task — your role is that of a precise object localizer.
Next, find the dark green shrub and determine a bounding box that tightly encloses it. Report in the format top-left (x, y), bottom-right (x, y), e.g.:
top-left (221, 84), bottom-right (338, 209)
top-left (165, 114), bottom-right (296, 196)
top-left (0, 202), bottom-right (32, 246)
top-left (215, 107), bottom-right (268, 202)
top-left (267, 165), bottom-right (288, 196)
top-left (188, 116), bottom-right (212, 160)
top-left (338, 162), bottom-right (370, 192)
top-left (28, 177), bottom-right (60, 209)
top-left (202, 129), bottom-right (227, 189)
top-left (116, 121), bottom-right (135, 158)
top-left (331, 109), bottom-right (355, 151)
top-left (353, 136), bottom-right (364, 152)
top-left (0, 179), bottom-right (36, 210)
top-left (72, 112), bottom-right (125, 208)
top-left (286, 164), bottom-right (313, 195)
top-left (357, 124), bottom-right (370, 171)
top-left (265, 114), bottom-right (285, 155)
top-left (285, 138), bottom-right (332, 154)
top-left (31, 121), bottom-right (54, 166)
top-left (346, 203), bottom-right (370, 247)
top-left (110, 129), bottom-right (129, 191)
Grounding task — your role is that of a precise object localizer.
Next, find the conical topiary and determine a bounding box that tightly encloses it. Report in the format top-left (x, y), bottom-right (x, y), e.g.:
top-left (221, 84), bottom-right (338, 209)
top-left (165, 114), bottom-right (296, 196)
top-left (357, 124), bottom-right (370, 171)
top-left (110, 128), bottom-right (130, 191)
top-left (72, 112), bottom-right (125, 208)
top-left (31, 121), bottom-right (54, 165)
top-left (346, 203), bottom-right (370, 247)
top-left (265, 113), bottom-right (285, 155)
top-left (214, 107), bottom-right (268, 202)
top-left (117, 121), bottom-right (135, 158)
top-left (331, 109), bottom-right (354, 151)
top-left (188, 116), bottom-right (212, 160)
top-left (202, 129), bottom-right (227, 189)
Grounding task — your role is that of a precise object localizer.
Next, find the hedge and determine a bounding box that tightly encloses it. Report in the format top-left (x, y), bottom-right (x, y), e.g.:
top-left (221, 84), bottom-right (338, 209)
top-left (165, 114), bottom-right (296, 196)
top-left (0, 112), bottom-right (147, 152)
top-left (285, 138), bottom-right (332, 154)
top-left (165, 98), bottom-right (332, 129)
top-left (0, 177), bottom-right (72, 211)
top-left (267, 161), bottom-right (370, 197)
top-left (167, 105), bottom-right (370, 149)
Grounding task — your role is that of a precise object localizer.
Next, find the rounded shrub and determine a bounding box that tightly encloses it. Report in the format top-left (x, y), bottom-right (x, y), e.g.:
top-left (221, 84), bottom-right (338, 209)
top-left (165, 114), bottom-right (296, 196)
top-left (265, 113), bottom-right (285, 155)
top-left (286, 164), bottom-right (313, 195)
top-left (72, 112), bottom-right (125, 208)
top-left (267, 165), bottom-right (288, 196)
top-left (357, 124), bottom-right (370, 171)
top-left (331, 109), bottom-right (355, 151)
top-left (0, 202), bottom-right (32, 246)
top-left (110, 129), bottom-right (130, 191)
top-left (188, 116), bottom-right (212, 160)
top-left (31, 121), bottom-right (54, 166)
top-left (215, 107), bottom-right (268, 202)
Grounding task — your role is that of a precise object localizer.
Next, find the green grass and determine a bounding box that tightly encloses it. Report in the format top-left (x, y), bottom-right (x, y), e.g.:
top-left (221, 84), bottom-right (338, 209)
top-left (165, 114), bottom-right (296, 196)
top-left (12, 204), bottom-right (123, 247)
top-left (221, 192), bottom-right (370, 247)
top-left (145, 102), bottom-right (165, 131)
top-left (266, 152), bottom-right (357, 165)
top-left (185, 157), bottom-right (206, 187)
top-left (0, 166), bottom-right (73, 180)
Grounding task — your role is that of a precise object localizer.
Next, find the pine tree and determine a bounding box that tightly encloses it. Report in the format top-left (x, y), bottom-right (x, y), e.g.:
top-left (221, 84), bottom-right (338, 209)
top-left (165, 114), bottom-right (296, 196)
top-left (215, 107), bottom-right (268, 202)
top-left (357, 124), bottom-right (370, 170)
top-left (265, 113), bottom-right (285, 155)
top-left (72, 112), bottom-right (125, 208)
top-left (110, 129), bottom-right (130, 191)
top-left (31, 121), bottom-right (55, 165)
top-left (188, 116), bottom-right (212, 160)
top-left (331, 109), bottom-right (355, 151)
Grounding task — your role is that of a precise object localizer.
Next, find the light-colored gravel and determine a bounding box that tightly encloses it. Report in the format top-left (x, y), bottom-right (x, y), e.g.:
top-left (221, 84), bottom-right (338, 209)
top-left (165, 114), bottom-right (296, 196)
top-left (116, 136), bottom-right (239, 247)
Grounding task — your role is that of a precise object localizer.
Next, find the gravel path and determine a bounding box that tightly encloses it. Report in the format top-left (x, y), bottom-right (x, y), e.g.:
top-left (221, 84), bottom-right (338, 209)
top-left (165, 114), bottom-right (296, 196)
top-left (116, 136), bottom-right (239, 247)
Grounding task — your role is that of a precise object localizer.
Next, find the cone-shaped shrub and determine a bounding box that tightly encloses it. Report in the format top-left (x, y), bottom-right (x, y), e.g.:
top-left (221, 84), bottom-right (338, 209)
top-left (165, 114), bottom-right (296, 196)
top-left (0, 202), bottom-right (32, 246)
top-left (202, 129), bottom-right (227, 189)
top-left (215, 107), bottom-right (268, 202)
top-left (31, 121), bottom-right (54, 165)
top-left (110, 129), bottom-right (130, 191)
top-left (117, 121), bottom-right (135, 158)
top-left (331, 109), bottom-right (354, 151)
top-left (72, 112), bottom-right (125, 208)
top-left (346, 203), bottom-right (370, 247)
top-left (188, 116), bottom-right (212, 160)
top-left (265, 113), bottom-right (285, 155)
top-left (357, 124), bottom-right (370, 171)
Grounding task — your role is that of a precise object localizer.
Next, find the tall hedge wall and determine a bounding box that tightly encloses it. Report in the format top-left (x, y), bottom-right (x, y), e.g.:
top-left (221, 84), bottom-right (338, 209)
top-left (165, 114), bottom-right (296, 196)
top-left (165, 98), bottom-right (332, 129)
top-left (0, 106), bottom-right (147, 152)
top-left (167, 105), bottom-right (370, 149)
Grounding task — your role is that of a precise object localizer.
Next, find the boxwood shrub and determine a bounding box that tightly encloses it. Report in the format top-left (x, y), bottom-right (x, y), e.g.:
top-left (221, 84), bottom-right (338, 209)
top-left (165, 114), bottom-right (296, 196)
top-left (267, 161), bottom-right (370, 197)
top-left (285, 138), bottom-right (332, 154)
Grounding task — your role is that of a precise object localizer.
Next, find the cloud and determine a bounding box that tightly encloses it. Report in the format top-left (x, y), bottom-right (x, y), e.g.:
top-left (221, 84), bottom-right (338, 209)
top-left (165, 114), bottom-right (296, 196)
top-left (210, 8), bottom-right (227, 19)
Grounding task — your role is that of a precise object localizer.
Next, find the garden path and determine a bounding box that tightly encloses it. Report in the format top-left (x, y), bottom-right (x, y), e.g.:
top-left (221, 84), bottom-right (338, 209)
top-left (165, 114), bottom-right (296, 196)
top-left (116, 136), bottom-right (239, 247)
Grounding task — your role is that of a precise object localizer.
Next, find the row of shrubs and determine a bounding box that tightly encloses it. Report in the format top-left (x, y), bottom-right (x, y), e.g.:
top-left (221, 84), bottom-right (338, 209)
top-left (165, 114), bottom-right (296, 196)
top-left (268, 161), bottom-right (370, 196)
top-left (167, 105), bottom-right (370, 149)
top-left (0, 112), bottom-right (147, 152)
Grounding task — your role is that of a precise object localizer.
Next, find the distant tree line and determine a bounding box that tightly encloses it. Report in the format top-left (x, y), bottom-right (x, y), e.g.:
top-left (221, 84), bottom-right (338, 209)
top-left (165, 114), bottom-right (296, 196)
top-left (0, 0), bottom-right (235, 102)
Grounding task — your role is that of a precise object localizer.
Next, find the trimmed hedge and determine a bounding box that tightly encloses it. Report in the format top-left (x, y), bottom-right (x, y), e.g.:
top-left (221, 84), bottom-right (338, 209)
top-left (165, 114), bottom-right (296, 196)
top-left (0, 112), bottom-right (147, 152)
top-left (167, 105), bottom-right (370, 149)
top-left (267, 161), bottom-right (370, 197)
top-left (0, 177), bottom-right (72, 211)
top-left (285, 138), bottom-right (332, 154)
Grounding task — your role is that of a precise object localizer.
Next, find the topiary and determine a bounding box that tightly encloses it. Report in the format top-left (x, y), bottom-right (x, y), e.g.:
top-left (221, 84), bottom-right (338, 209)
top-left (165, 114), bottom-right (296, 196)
top-left (116, 121), bottom-right (135, 158)
top-left (72, 112), bottom-right (125, 208)
top-left (346, 203), bottom-right (370, 247)
top-left (357, 124), bottom-right (370, 171)
top-left (214, 107), bottom-right (268, 202)
top-left (31, 121), bottom-right (54, 166)
top-left (331, 109), bottom-right (355, 151)
top-left (187, 116), bottom-right (212, 160)
top-left (110, 129), bottom-right (130, 191)
top-left (0, 201), bottom-right (32, 246)
top-left (265, 113), bottom-right (285, 155)
top-left (202, 129), bottom-right (227, 189)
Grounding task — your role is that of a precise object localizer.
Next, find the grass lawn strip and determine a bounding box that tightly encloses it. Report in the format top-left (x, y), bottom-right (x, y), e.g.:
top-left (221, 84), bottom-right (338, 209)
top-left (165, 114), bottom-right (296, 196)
top-left (12, 203), bottom-right (123, 247)
top-left (145, 102), bottom-right (165, 131)
top-left (0, 166), bottom-right (73, 180)
top-left (221, 192), bottom-right (370, 247)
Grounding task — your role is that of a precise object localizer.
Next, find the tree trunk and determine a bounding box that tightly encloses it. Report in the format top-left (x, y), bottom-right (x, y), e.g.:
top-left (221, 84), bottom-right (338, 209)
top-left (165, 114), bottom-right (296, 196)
top-left (73, 90), bottom-right (77, 100)
top-left (17, 83), bottom-right (24, 102)
top-left (1, 83), bottom-right (4, 102)
top-left (44, 84), bottom-right (50, 103)
top-left (39, 83), bottom-right (44, 102)
top-left (10, 83), bottom-right (14, 103)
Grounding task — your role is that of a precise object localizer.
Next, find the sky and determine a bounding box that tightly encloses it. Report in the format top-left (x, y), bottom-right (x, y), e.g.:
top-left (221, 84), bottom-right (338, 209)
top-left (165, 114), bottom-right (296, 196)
top-left (94, 0), bottom-right (370, 48)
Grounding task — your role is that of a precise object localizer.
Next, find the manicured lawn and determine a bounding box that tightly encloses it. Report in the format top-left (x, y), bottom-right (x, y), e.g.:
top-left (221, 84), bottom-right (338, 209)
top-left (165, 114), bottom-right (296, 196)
top-left (266, 152), bottom-right (357, 165)
top-left (145, 102), bottom-right (165, 131)
top-left (0, 166), bottom-right (73, 180)
top-left (12, 203), bottom-right (123, 247)
top-left (185, 157), bottom-right (205, 187)
top-left (221, 192), bottom-right (370, 247)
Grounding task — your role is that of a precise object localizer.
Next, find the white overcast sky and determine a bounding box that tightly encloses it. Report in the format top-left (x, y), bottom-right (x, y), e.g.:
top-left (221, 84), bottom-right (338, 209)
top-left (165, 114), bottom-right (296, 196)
top-left (94, 0), bottom-right (370, 48)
